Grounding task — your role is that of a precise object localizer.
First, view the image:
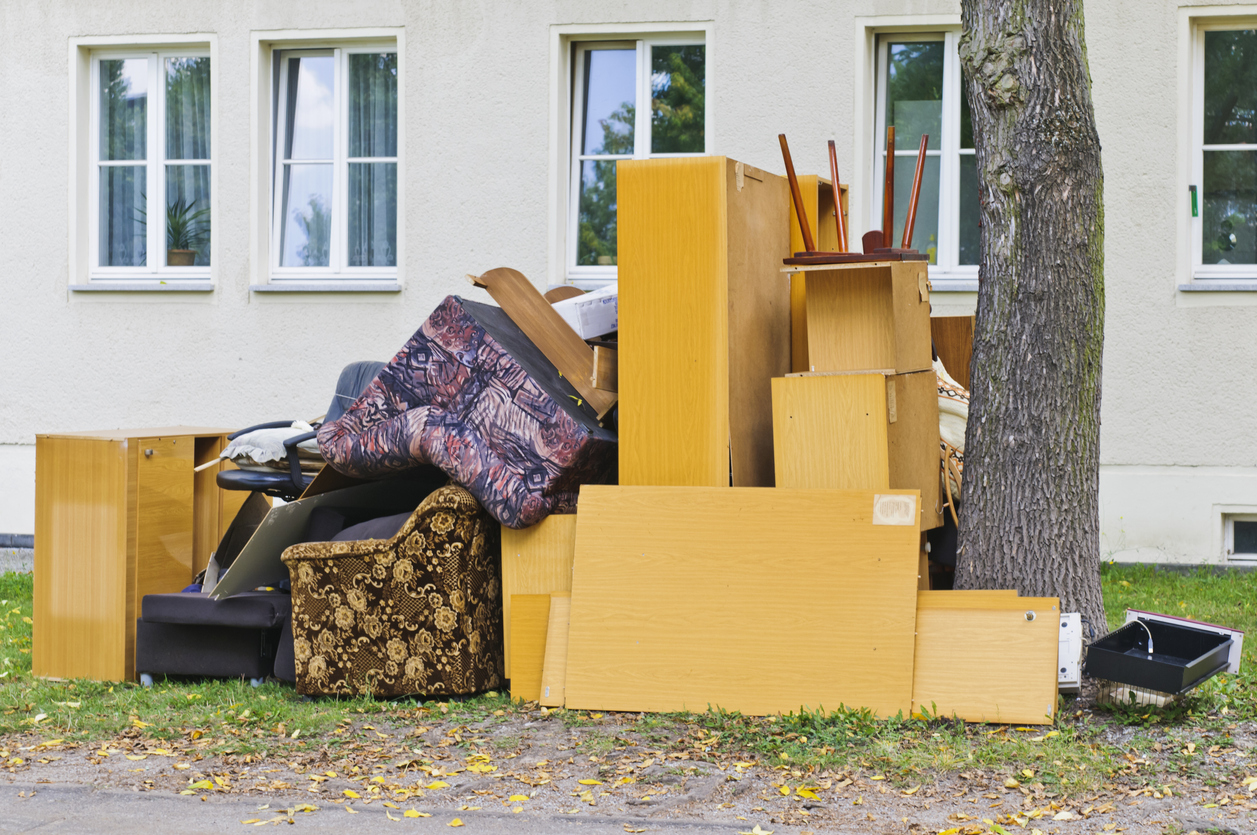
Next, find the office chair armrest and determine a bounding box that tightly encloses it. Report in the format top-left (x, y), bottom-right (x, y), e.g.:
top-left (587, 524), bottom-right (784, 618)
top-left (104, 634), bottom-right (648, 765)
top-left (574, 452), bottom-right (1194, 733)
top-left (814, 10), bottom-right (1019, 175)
top-left (283, 431), bottom-right (320, 496)
top-left (228, 420), bottom-right (302, 440)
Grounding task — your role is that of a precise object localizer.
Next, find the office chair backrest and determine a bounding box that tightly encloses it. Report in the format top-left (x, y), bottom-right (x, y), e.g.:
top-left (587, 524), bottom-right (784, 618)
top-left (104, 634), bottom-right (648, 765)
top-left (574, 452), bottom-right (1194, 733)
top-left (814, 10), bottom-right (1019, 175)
top-left (325, 361), bottom-right (387, 425)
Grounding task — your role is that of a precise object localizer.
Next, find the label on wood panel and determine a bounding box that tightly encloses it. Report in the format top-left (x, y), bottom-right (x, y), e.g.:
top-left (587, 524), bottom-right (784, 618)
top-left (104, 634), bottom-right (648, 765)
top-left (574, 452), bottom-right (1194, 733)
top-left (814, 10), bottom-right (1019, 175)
top-left (886, 378), bottom-right (898, 424)
top-left (872, 494), bottom-right (917, 526)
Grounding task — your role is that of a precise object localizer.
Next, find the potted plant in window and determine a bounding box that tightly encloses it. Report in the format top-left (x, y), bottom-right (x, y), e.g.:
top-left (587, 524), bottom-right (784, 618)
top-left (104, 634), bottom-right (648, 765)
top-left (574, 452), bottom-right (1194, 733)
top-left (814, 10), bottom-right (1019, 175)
top-left (166, 197), bottom-right (210, 266)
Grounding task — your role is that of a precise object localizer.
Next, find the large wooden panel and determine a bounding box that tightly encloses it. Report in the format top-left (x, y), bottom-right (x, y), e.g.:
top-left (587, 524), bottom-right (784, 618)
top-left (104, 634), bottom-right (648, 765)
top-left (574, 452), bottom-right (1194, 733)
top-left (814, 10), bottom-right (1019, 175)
top-left (33, 436), bottom-right (129, 681)
top-left (931, 315), bottom-right (975, 391)
top-left (725, 160), bottom-right (792, 487)
top-left (565, 486), bottom-right (921, 716)
top-left (888, 370), bottom-right (943, 530)
top-left (802, 262), bottom-right (932, 375)
top-left (912, 593), bottom-right (1060, 725)
top-left (618, 156), bottom-right (790, 488)
top-left (771, 374), bottom-right (890, 489)
top-left (500, 513), bottom-right (577, 677)
top-left (509, 594), bottom-right (551, 703)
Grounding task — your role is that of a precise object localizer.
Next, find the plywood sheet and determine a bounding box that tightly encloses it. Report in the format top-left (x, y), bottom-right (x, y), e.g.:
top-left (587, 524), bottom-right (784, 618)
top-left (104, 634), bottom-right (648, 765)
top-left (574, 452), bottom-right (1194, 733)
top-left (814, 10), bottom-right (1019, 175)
top-left (539, 593), bottom-right (571, 707)
top-left (509, 594), bottom-right (551, 703)
top-left (912, 594), bottom-right (1060, 725)
top-left (501, 513), bottom-right (577, 677)
top-left (888, 370), bottom-right (942, 530)
top-left (565, 486), bottom-right (921, 716)
top-left (771, 374), bottom-right (890, 490)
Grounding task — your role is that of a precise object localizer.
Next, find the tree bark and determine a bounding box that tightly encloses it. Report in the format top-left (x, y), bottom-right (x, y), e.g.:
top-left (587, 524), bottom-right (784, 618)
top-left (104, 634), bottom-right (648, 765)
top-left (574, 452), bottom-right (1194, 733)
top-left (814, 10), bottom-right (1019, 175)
top-left (955, 0), bottom-right (1107, 633)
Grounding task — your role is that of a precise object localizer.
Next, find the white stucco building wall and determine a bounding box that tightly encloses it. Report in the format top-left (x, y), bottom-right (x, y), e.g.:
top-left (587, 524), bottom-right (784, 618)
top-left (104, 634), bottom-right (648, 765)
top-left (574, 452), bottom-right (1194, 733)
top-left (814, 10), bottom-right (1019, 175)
top-left (0, 0), bottom-right (1254, 565)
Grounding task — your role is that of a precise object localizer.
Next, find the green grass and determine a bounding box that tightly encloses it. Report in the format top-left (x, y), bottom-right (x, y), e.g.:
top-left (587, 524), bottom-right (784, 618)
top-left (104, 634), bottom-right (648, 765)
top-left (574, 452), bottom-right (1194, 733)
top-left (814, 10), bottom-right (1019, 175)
top-left (1, 563), bottom-right (1254, 788)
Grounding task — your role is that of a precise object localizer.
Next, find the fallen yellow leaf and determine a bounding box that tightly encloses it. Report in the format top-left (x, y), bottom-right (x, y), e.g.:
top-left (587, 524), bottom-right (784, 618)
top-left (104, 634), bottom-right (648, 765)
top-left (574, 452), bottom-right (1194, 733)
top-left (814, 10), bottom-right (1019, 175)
top-left (1053, 811), bottom-right (1077, 821)
top-left (383, 802), bottom-right (399, 808)
top-left (343, 790), bottom-right (361, 798)
top-left (902, 786), bottom-right (920, 796)
top-left (509, 795), bottom-right (529, 802)
top-left (448, 819), bottom-right (464, 827)
top-left (938, 829), bottom-right (960, 835)
top-left (404, 810), bottom-right (431, 818)
top-left (426, 781), bottom-right (450, 790)
top-left (578, 779), bottom-right (603, 785)
top-left (344, 806), bottom-right (358, 814)
top-left (797, 787), bottom-right (820, 800)
top-left (386, 810), bottom-right (400, 821)
top-left (1004, 779), bottom-right (1020, 789)
top-left (779, 786), bottom-right (790, 796)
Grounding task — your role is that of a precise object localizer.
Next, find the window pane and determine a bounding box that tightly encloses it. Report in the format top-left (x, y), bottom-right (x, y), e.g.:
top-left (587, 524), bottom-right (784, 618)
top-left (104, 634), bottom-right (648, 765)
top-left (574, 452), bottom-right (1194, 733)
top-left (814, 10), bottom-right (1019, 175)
top-left (348, 162), bottom-right (396, 266)
top-left (960, 84), bottom-right (974, 149)
top-left (581, 48), bottom-right (636, 155)
top-left (651, 45), bottom-right (705, 153)
top-left (959, 153), bottom-right (980, 265)
top-left (885, 42), bottom-right (943, 151)
top-left (576, 159), bottom-right (618, 266)
top-left (100, 58), bottom-right (147, 161)
top-left (1204, 30), bottom-right (1257, 145)
top-left (348, 53), bottom-right (398, 158)
top-left (890, 153), bottom-right (940, 264)
top-left (99, 166), bottom-right (146, 266)
top-left (279, 164), bottom-right (333, 267)
top-left (1202, 150), bottom-right (1257, 265)
top-left (166, 57), bottom-right (210, 160)
top-left (1235, 520), bottom-right (1257, 553)
top-left (166, 164), bottom-right (211, 266)
top-left (285, 56), bottom-right (335, 160)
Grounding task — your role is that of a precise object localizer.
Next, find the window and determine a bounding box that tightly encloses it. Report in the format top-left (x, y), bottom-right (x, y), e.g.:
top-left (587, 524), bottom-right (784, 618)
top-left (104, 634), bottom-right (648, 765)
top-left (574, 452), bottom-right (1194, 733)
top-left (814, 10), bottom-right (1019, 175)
top-left (91, 50), bottom-right (211, 277)
top-left (567, 38), bottom-right (707, 281)
top-left (874, 33), bottom-right (978, 278)
top-left (1225, 514), bottom-right (1257, 559)
top-left (271, 48), bottom-right (397, 278)
top-left (1194, 26), bottom-right (1257, 277)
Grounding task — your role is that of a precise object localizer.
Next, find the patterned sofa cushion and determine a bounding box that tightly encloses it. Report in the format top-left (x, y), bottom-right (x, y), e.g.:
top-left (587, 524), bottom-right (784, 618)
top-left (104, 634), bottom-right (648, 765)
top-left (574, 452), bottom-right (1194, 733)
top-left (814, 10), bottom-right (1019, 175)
top-left (317, 295), bottom-right (617, 529)
top-left (281, 484), bottom-right (502, 698)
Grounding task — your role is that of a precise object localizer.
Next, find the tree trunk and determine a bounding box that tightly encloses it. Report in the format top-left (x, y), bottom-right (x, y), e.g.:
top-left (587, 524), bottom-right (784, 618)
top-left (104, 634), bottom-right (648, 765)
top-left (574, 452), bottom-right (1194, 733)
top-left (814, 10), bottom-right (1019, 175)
top-left (955, 0), bottom-right (1107, 633)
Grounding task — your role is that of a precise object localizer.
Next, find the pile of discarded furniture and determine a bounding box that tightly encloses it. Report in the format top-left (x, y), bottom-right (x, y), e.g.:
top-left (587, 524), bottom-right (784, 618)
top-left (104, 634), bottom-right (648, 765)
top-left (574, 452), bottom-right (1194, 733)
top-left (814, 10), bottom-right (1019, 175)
top-left (32, 131), bottom-right (1240, 722)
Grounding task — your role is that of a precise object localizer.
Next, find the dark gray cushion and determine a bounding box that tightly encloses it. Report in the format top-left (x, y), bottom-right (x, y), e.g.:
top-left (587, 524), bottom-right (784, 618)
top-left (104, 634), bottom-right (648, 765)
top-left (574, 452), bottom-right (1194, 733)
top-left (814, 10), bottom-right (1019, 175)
top-left (331, 511), bottom-right (412, 542)
top-left (141, 591), bottom-right (291, 628)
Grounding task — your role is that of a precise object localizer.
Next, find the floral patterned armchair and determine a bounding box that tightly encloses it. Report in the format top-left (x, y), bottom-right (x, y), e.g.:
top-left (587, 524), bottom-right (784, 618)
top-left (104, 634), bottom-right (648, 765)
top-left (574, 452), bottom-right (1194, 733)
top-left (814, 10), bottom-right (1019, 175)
top-left (281, 484), bottom-right (502, 697)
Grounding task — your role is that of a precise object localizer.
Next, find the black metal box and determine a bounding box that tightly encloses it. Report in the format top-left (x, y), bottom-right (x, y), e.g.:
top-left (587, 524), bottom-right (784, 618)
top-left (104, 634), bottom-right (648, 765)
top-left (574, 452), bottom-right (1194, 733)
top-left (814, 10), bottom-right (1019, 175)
top-left (1084, 618), bottom-right (1232, 694)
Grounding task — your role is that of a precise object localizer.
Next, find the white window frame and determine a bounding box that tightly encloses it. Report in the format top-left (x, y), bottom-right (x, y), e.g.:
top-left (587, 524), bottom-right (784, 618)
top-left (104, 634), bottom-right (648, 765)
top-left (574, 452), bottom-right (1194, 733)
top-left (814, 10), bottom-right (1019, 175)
top-left (69, 35), bottom-right (217, 288)
top-left (873, 29), bottom-right (977, 284)
top-left (250, 30), bottom-right (403, 290)
top-left (1191, 19), bottom-right (1257, 281)
top-left (549, 23), bottom-right (714, 288)
top-left (1224, 513), bottom-right (1257, 560)
top-left (270, 46), bottom-right (398, 280)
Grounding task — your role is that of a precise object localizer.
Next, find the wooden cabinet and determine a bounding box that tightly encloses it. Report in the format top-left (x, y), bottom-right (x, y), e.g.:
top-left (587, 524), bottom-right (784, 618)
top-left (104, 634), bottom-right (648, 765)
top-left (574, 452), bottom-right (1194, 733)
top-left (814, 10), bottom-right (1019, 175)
top-left (617, 156), bottom-right (792, 487)
top-left (33, 427), bottom-right (248, 681)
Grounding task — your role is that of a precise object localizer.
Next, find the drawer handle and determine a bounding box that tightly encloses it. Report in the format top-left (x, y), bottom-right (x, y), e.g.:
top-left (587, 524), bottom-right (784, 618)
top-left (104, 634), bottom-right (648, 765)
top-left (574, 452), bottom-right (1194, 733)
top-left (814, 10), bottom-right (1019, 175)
top-left (144, 449), bottom-right (154, 457)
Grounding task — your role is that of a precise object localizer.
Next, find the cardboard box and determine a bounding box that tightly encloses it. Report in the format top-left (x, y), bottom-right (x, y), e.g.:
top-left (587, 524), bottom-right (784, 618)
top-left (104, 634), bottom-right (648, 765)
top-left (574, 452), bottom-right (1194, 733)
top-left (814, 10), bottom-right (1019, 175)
top-left (550, 283), bottom-right (618, 339)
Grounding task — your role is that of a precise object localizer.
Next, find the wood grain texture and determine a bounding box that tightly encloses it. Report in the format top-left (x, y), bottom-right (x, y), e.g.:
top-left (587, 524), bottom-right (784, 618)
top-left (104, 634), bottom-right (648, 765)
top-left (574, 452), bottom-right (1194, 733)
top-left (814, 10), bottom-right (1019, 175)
top-left (917, 589), bottom-right (1021, 608)
top-left (618, 157), bottom-right (789, 488)
top-left (471, 267), bottom-right (616, 417)
top-left (912, 594), bottom-right (1060, 724)
top-left (565, 486), bottom-right (921, 716)
top-left (500, 514), bottom-right (577, 677)
top-left (33, 436), bottom-right (129, 681)
top-left (931, 315), bottom-right (975, 391)
top-left (592, 346), bottom-right (617, 392)
top-left (771, 374), bottom-right (890, 490)
top-left (509, 595), bottom-right (551, 703)
top-left (544, 286), bottom-right (585, 303)
top-left (34, 428), bottom-right (237, 681)
top-left (539, 593), bottom-right (571, 708)
top-left (888, 371), bottom-right (943, 531)
top-left (788, 178), bottom-right (851, 374)
top-left (803, 263), bottom-right (932, 375)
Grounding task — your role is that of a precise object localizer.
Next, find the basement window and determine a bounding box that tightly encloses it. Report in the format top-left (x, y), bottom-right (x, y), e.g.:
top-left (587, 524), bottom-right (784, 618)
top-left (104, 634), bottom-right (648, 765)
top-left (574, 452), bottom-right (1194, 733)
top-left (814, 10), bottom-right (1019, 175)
top-left (1225, 514), bottom-right (1257, 559)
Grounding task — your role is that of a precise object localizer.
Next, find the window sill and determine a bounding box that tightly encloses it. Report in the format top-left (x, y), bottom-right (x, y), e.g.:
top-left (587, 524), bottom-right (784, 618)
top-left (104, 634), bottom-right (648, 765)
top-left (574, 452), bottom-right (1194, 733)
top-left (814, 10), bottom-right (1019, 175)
top-left (71, 281), bottom-right (214, 292)
top-left (1179, 281), bottom-right (1257, 292)
top-left (929, 279), bottom-right (979, 293)
top-left (250, 282), bottom-right (402, 293)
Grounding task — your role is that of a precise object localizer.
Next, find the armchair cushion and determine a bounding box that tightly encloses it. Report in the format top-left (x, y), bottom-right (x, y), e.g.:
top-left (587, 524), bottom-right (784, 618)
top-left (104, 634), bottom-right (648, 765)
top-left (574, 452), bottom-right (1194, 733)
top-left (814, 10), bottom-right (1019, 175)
top-left (281, 484), bottom-right (502, 697)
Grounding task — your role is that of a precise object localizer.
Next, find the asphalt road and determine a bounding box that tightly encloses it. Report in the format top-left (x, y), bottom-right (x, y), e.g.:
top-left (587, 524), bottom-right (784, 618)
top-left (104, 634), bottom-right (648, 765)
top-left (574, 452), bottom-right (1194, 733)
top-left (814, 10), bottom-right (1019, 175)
top-left (0, 783), bottom-right (799, 835)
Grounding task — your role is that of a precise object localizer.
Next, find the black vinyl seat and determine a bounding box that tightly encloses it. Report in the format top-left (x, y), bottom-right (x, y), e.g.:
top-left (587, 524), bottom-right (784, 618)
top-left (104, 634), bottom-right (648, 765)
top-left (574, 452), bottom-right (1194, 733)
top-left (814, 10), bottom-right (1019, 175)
top-left (217, 360), bottom-right (385, 500)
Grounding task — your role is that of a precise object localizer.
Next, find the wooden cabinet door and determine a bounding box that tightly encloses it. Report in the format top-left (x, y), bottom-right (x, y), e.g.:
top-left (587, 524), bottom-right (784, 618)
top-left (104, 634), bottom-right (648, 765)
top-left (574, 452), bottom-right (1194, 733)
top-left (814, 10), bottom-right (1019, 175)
top-left (132, 437), bottom-right (195, 616)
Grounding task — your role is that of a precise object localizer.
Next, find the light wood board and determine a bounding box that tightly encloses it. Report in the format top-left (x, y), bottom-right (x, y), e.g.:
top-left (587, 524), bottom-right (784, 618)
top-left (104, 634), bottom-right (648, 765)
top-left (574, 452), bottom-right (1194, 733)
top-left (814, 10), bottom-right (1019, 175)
top-left (912, 593), bottom-right (1060, 725)
top-left (617, 157), bottom-right (789, 488)
top-left (804, 262), bottom-right (932, 375)
top-left (788, 176), bottom-right (850, 373)
top-left (772, 373), bottom-right (890, 490)
top-left (888, 370), bottom-right (943, 530)
top-left (539, 593), bottom-right (571, 708)
top-left (592, 345), bottom-right (617, 392)
top-left (509, 594), bottom-right (551, 703)
top-left (565, 485), bottom-right (921, 716)
top-left (501, 513), bottom-right (577, 677)
top-left (932, 315), bottom-right (975, 391)
top-left (471, 267), bottom-right (616, 417)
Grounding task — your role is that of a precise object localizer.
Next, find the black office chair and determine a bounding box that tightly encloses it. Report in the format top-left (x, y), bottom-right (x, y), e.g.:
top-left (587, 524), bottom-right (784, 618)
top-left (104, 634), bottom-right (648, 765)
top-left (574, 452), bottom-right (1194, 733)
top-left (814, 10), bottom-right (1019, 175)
top-left (216, 361), bottom-right (386, 500)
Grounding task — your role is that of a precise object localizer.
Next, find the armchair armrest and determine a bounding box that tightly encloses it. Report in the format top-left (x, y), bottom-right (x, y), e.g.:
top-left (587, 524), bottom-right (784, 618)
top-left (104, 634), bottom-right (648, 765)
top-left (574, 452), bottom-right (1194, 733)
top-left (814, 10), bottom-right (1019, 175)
top-left (228, 420), bottom-right (302, 441)
top-left (283, 430), bottom-right (319, 495)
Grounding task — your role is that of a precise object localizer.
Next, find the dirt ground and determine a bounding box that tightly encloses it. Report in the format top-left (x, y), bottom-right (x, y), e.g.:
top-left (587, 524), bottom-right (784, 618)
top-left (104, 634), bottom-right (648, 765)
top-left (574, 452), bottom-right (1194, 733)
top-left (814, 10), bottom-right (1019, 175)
top-left (2, 702), bottom-right (1254, 835)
